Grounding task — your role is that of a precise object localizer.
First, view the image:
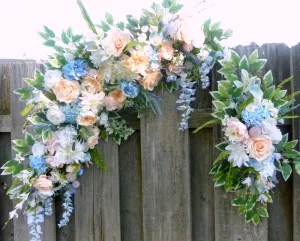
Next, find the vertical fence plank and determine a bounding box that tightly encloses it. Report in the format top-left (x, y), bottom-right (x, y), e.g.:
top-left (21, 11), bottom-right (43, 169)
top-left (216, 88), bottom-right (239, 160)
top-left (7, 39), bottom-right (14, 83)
top-left (10, 61), bottom-right (56, 241)
top-left (74, 163), bottom-right (94, 241)
top-left (0, 63), bottom-right (14, 241)
top-left (74, 139), bottom-right (121, 241)
top-left (262, 43), bottom-right (293, 241)
top-left (56, 196), bottom-right (75, 241)
top-left (93, 139), bottom-right (121, 241)
top-left (119, 132), bottom-right (144, 241)
top-left (291, 43), bottom-right (300, 241)
top-left (212, 61), bottom-right (268, 241)
top-left (190, 128), bottom-right (215, 241)
top-left (140, 91), bottom-right (191, 241)
top-left (10, 62), bottom-right (36, 241)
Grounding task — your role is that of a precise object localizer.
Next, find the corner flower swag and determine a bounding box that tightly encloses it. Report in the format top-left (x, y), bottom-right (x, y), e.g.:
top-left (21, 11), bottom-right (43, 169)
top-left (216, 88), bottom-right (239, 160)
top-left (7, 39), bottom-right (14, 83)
top-left (0, 0), bottom-right (230, 240)
top-left (195, 49), bottom-right (300, 224)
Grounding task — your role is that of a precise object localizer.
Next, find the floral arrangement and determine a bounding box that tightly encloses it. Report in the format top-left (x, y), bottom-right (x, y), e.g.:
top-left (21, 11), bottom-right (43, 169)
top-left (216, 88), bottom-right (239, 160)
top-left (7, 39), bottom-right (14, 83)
top-left (1, 0), bottom-right (230, 240)
top-left (195, 49), bottom-right (300, 224)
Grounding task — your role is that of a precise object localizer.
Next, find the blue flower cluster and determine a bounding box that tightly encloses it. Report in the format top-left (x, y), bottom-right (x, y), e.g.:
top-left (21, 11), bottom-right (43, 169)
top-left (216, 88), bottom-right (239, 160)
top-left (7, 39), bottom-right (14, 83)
top-left (120, 81), bottom-right (139, 98)
top-left (242, 107), bottom-right (271, 126)
top-left (29, 156), bottom-right (46, 175)
top-left (60, 103), bottom-right (80, 124)
top-left (176, 78), bottom-right (196, 130)
top-left (62, 59), bottom-right (87, 80)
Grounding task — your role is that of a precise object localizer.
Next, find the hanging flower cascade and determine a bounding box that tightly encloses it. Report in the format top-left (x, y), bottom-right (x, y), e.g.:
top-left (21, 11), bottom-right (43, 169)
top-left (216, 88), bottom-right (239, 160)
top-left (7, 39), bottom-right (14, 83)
top-left (1, 0), bottom-right (230, 240)
top-left (195, 49), bottom-right (300, 224)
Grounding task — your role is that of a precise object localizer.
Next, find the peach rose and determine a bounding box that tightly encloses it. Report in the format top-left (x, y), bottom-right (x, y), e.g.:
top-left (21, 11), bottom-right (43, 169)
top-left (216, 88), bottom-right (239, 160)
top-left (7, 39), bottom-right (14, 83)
top-left (52, 79), bottom-right (80, 104)
top-left (103, 28), bottom-right (131, 56)
top-left (81, 69), bottom-right (104, 94)
top-left (104, 90), bottom-right (126, 111)
top-left (249, 138), bottom-right (274, 162)
top-left (160, 41), bottom-right (174, 60)
top-left (139, 70), bottom-right (162, 91)
top-left (34, 175), bottom-right (53, 192)
top-left (225, 117), bottom-right (249, 143)
top-left (168, 64), bottom-right (182, 75)
top-left (77, 111), bottom-right (97, 126)
top-left (122, 49), bottom-right (150, 75)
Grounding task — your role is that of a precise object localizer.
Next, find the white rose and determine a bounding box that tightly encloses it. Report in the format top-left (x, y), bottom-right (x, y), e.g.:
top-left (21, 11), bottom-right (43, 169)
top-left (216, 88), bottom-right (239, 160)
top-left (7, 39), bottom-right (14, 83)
top-left (32, 142), bottom-right (46, 157)
top-left (44, 70), bottom-right (62, 90)
top-left (46, 106), bottom-right (66, 125)
top-left (99, 112), bottom-right (108, 126)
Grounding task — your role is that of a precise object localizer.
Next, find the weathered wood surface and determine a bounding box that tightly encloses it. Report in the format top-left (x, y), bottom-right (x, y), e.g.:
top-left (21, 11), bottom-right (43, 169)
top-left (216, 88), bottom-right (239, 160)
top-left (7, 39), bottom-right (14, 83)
top-left (291, 43), bottom-right (300, 241)
top-left (10, 62), bottom-right (36, 241)
top-left (74, 139), bottom-right (121, 241)
top-left (190, 129), bottom-right (215, 241)
top-left (140, 91), bottom-right (191, 241)
top-left (0, 63), bottom-right (13, 241)
top-left (119, 132), bottom-right (144, 241)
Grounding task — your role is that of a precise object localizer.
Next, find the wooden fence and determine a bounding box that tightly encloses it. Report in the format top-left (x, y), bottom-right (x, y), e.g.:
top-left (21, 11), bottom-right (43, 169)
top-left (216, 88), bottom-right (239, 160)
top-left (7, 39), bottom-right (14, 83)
top-left (1, 43), bottom-right (300, 241)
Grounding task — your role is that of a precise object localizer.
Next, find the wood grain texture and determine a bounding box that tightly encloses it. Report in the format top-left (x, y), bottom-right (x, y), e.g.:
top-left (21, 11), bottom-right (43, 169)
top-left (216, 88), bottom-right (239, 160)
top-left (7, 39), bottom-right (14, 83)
top-left (119, 132), bottom-right (144, 241)
top-left (262, 44), bottom-right (293, 241)
top-left (0, 133), bottom-right (13, 241)
top-left (140, 90), bottom-right (191, 241)
top-left (55, 196), bottom-right (75, 241)
top-left (0, 63), bottom-right (13, 241)
top-left (94, 139), bottom-right (121, 241)
top-left (190, 129), bottom-right (215, 241)
top-left (9, 62), bottom-right (56, 241)
top-left (291, 43), bottom-right (300, 241)
top-left (75, 139), bottom-right (121, 241)
top-left (10, 62), bottom-right (36, 241)
top-left (0, 115), bottom-right (11, 132)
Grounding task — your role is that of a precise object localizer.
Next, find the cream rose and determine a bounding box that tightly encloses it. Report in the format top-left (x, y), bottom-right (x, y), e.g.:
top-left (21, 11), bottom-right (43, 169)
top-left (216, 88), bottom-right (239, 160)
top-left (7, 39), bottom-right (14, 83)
top-left (34, 175), bottom-right (53, 192)
top-left (46, 105), bottom-right (66, 125)
top-left (52, 80), bottom-right (80, 104)
top-left (139, 70), bottom-right (163, 91)
top-left (225, 117), bottom-right (249, 143)
top-left (77, 111), bottom-right (97, 126)
top-left (160, 41), bottom-right (174, 60)
top-left (249, 138), bottom-right (274, 161)
top-left (102, 28), bottom-right (131, 56)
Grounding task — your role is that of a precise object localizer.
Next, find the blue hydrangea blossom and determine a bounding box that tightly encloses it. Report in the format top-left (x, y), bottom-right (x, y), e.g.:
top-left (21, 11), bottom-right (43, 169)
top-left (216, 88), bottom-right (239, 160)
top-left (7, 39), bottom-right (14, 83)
top-left (29, 156), bottom-right (46, 175)
top-left (60, 103), bottom-right (80, 124)
top-left (120, 81), bottom-right (139, 98)
top-left (242, 107), bottom-right (271, 126)
top-left (62, 59), bottom-right (88, 80)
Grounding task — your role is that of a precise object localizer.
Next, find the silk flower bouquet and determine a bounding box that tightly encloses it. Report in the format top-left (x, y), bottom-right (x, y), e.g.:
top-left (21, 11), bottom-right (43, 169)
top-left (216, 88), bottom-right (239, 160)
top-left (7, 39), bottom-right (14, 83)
top-left (195, 49), bottom-right (300, 224)
top-left (0, 0), bottom-right (231, 240)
